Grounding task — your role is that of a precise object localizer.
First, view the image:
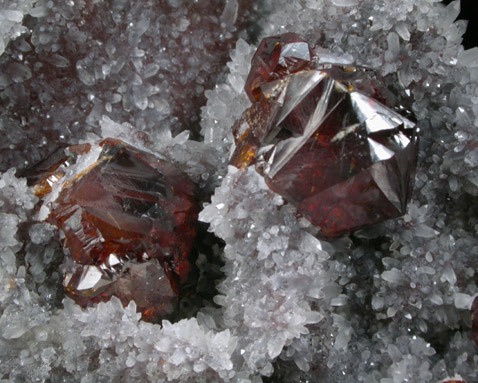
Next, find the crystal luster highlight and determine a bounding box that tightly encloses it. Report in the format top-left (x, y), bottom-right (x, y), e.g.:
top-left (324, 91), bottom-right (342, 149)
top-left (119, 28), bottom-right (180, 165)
top-left (32, 139), bottom-right (198, 322)
top-left (231, 34), bottom-right (418, 237)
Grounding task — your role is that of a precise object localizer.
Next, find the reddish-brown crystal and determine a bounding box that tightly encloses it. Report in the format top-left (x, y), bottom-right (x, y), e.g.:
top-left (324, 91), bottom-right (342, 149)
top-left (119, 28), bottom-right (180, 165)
top-left (64, 258), bottom-right (178, 322)
top-left (232, 35), bottom-right (418, 237)
top-left (472, 295), bottom-right (478, 348)
top-left (245, 33), bottom-right (312, 102)
top-left (38, 139), bottom-right (198, 322)
top-left (21, 143), bottom-right (91, 197)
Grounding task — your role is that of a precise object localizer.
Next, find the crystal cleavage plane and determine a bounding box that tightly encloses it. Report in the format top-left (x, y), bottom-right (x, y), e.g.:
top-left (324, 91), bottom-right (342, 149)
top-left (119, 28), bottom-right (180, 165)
top-left (230, 33), bottom-right (418, 237)
top-left (26, 139), bottom-right (198, 322)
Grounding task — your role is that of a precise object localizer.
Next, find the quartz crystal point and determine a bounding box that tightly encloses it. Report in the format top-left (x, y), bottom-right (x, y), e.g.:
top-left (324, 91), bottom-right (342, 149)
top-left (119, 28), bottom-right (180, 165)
top-left (33, 139), bottom-right (198, 322)
top-left (231, 34), bottom-right (418, 237)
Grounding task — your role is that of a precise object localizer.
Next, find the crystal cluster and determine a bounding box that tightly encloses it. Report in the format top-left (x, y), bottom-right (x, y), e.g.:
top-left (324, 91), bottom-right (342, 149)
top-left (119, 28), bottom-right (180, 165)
top-left (231, 33), bottom-right (418, 236)
top-left (31, 139), bottom-right (198, 322)
top-left (0, 0), bottom-right (256, 172)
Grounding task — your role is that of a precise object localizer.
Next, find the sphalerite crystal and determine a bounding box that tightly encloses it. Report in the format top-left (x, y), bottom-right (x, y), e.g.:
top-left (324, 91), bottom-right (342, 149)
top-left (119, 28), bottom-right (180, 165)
top-left (231, 33), bottom-right (418, 237)
top-left (29, 139), bottom-right (198, 322)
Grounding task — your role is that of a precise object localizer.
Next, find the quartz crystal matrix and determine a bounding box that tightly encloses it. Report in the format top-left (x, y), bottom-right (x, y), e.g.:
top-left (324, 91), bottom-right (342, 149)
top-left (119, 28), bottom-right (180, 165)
top-left (231, 33), bottom-right (418, 236)
top-left (38, 139), bottom-right (199, 322)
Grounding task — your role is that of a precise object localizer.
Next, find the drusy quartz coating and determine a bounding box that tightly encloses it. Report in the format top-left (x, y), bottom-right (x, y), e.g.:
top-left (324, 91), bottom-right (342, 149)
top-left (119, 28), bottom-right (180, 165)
top-left (32, 139), bottom-right (198, 322)
top-left (231, 33), bottom-right (418, 237)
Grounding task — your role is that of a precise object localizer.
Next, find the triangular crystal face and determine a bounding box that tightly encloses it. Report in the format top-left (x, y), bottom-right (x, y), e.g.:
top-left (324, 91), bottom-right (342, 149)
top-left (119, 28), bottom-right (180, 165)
top-left (231, 34), bottom-right (418, 237)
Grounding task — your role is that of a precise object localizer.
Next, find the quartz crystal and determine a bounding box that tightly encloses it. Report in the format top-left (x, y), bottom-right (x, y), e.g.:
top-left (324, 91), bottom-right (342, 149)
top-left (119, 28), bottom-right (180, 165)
top-left (33, 139), bottom-right (198, 322)
top-left (0, 1), bottom-right (256, 172)
top-left (231, 34), bottom-right (418, 237)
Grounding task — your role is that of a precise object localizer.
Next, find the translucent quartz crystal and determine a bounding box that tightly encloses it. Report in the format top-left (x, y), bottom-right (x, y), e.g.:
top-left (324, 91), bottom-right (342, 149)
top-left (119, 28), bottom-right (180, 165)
top-left (30, 139), bottom-right (198, 322)
top-left (231, 34), bottom-right (418, 237)
top-left (0, 1), bottom-right (256, 172)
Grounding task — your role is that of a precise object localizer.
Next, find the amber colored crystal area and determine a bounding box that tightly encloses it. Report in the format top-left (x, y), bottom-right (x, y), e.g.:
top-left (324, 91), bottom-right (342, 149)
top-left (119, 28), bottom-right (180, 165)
top-left (45, 140), bottom-right (198, 322)
top-left (232, 35), bottom-right (418, 237)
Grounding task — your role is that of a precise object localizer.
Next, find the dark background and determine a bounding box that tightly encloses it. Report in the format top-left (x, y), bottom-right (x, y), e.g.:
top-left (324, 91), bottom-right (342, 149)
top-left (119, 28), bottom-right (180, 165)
top-left (446, 0), bottom-right (478, 48)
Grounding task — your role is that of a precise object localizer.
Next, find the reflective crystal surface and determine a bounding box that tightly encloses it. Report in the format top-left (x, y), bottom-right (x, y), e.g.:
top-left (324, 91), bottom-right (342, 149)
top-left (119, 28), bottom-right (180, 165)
top-left (35, 139), bottom-right (198, 322)
top-left (231, 34), bottom-right (418, 237)
top-left (22, 143), bottom-right (91, 197)
top-left (244, 33), bottom-right (312, 102)
top-left (64, 258), bottom-right (178, 322)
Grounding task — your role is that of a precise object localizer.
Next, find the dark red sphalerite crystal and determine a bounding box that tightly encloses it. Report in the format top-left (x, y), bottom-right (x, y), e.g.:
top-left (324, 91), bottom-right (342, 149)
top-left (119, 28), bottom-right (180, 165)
top-left (37, 139), bottom-right (198, 322)
top-left (232, 34), bottom-right (418, 237)
top-left (472, 295), bottom-right (478, 348)
top-left (245, 33), bottom-right (312, 103)
top-left (21, 143), bottom-right (91, 197)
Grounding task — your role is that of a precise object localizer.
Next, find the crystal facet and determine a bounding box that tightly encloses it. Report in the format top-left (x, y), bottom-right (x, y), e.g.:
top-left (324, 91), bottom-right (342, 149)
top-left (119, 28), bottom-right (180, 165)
top-left (245, 33), bottom-right (312, 103)
top-left (22, 143), bottom-right (92, 197)
top-left (33, 139), bottom-right (198, 322)
top-left (232, 34), bottom-right (418, 237)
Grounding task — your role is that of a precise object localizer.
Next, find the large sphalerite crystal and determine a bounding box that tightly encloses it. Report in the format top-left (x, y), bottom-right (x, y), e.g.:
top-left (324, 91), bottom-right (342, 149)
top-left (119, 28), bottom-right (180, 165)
top-left (32, 139), bottom-right (198, 322)
top-left (231, 34), bottom-right (418, 237)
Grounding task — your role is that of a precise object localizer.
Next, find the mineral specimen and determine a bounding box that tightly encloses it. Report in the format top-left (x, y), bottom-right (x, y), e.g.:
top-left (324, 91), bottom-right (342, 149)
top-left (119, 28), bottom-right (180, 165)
top-left (231, 34), bottom-right (418, 237)
top-left (33, 139), bottom-right (198, 322)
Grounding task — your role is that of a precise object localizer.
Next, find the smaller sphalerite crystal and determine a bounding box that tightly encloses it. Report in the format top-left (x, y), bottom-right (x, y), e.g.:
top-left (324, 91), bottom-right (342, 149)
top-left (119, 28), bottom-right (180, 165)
top-left (231, 33), bottom-right (418, 237)
top-left (31, 139), bottom-right (198, 322)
